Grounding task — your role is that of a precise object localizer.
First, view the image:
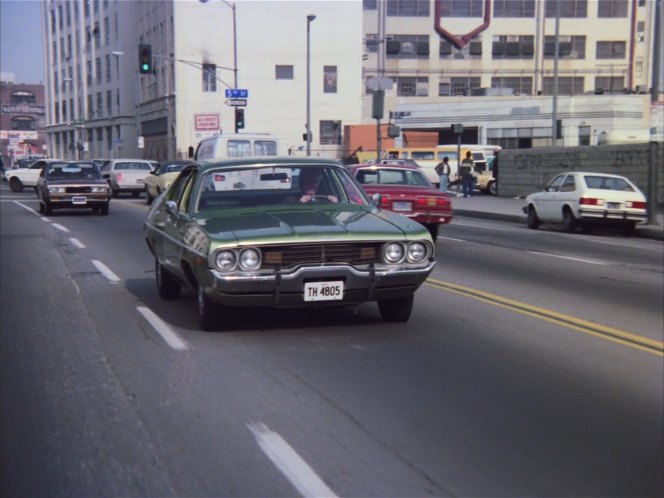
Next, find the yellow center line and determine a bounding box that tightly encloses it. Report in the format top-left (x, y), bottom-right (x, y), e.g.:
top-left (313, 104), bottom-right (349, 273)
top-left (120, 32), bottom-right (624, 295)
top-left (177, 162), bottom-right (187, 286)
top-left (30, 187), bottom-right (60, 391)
top-left (426, 277), bottom-right (664, 356)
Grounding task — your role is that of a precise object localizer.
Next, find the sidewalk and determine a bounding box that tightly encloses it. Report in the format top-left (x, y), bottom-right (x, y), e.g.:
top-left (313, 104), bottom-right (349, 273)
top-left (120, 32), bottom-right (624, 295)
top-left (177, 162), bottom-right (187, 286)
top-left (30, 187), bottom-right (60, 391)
top-left (447, 191), bottom-right (664, 241)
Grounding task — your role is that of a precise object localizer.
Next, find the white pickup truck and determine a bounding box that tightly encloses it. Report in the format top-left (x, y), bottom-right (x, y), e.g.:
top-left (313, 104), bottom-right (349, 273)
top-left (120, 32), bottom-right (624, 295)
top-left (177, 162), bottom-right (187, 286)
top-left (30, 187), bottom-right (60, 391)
top-left (100, 159), bottom-right (154, 197)
top-left (6, 159), bottom-right (58, 192)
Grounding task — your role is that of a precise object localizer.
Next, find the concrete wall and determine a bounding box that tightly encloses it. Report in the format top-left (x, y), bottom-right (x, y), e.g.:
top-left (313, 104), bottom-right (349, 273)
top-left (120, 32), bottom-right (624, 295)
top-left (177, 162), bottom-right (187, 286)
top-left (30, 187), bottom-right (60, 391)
top-left (497, 143), bottom-right (664, 208)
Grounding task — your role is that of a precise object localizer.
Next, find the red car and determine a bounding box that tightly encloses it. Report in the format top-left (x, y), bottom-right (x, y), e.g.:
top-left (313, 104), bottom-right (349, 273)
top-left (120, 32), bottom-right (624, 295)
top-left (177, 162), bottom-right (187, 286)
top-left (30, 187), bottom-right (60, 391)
top-left (350, 162), bottom-right (453, 239)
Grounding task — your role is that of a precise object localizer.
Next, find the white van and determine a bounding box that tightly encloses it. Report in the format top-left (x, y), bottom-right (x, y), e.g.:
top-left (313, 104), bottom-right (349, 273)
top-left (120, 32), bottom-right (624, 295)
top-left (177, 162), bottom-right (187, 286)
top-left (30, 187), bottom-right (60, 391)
top-left (194, 133), bottom-right (288, 162)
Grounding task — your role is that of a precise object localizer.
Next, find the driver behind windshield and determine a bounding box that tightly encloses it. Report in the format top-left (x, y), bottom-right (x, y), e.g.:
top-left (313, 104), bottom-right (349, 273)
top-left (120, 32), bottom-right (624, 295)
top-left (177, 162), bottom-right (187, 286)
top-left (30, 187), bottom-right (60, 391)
top-left (298, 168), bottom-right (338, 204)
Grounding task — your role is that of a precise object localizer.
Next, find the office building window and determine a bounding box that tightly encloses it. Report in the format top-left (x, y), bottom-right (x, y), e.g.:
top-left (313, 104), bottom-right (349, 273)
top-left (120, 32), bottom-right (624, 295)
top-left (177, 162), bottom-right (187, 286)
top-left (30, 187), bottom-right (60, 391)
top-left (579, 125), bottom-right (591, 146)
top-left (544, 35), bottom-right (585, 59)
top-left (491, 76), bottom-right (533, 95)
top-left (323, 66), bottom-right (337, 93)
top-left (275, 65), bottom-right (294, 80)
top-left (363, 0), bottom-right (377, 9)
top-left (451, 77), bottom-right (481, 95)
top-left (396, 77), bottom-right (429, 96)
top-left (596, 41), bottom-right (626, 59)
top-left (96, 93), bottom-right (103, 117)
top-left (595, 76), bottom-right (625, 93)
top-left (86, 60), bottom-right (92, 86)
top-left (202, 63), bottom-right (217, 92)
top-left (320, 120), bottom-right (342, 145)
top-left (494, 0), bottom-right (535, 17)
top-left (386, 0), bottom-right (430, 17)
top-left (440, 0), bottom-right (484, 16)
top-left (542, 76), bottom-right (585, 95)
top-left (386, 34), bottom-right (429, 59)
top-left (597, 0), bottom-right (628, 17)
top-left (106, 90), bottom-right (112, 115)
top-left (440, 37), bottom-right (482, 59)
top-left (492, 35), bottom-right (534, 59)
top-left (95, 57), bottom-right (102, 84)
top-left (87, 95), bottom-right (94, 119)
top-left (545, 0), bottom-right (587, 17)
top-left (105, 55), bottom-right (111, 82)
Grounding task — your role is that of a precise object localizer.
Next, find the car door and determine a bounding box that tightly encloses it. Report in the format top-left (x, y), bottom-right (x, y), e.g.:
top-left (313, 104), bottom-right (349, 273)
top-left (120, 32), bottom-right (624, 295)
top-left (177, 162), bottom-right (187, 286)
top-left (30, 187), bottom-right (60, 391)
top-left (26, 160), bottom-right (47, 186)
top-left (554, 174), bottom-right (578, 221)
top-left (534, 174), bottom-right (565, 221)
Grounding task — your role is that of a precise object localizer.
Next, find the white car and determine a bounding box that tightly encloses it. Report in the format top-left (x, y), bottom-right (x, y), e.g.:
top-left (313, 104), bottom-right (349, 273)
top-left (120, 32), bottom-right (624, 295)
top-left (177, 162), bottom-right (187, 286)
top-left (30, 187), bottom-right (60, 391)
top-left (100, 159), bottom-right (154, 197)
top-left (523, 172), bottom-right (648, 236)
top-left (6, 159), bottom-right (59, 192)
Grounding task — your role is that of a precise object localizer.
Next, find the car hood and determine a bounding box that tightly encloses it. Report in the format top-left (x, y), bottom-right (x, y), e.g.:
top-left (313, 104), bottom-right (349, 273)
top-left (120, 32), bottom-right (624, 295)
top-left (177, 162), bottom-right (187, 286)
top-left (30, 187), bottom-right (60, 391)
top-left (45, 177), bottom-right (107, 186)
top-left (196, 206), bottom-right (428, 246)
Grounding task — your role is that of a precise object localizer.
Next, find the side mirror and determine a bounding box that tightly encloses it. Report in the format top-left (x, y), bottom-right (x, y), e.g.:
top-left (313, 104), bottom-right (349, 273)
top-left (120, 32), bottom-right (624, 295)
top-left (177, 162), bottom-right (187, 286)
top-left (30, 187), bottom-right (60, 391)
top-left (166, 200), bottom-right (178, 216)
top-left (371, 193), bottom-right (381, 207)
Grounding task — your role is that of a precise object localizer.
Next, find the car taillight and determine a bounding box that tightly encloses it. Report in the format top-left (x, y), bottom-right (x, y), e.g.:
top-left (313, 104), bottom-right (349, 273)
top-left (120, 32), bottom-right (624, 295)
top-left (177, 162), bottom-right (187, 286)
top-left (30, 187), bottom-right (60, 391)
top-left (415, 196), bottom-right (438, 206)
top-left (627, 201), bottom-right (646, 209)
top-left (436, 197), bottom-right (449, 207)
top-left (380, 195), bottom-right (391, 206)
top-left (214, 174), bottom-right (225, 182)
top-left (116, 173), bottom-right (123, 182)
top-left (580, 197), bottom-right (605, 206)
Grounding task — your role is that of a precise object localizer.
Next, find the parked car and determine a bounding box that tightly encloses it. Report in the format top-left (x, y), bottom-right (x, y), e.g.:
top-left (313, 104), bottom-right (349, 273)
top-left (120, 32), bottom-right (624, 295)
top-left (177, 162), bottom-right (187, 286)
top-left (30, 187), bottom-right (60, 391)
top-left (349, 162), bottom-right (453, 239)
top-left (100, 159), bottom-right (153, 197)
top-left (144, 159), bottom-right (195, 205)
top-left (143, 157), bottom-right (436, 330)
top-left (36, 161), bottom-right (111, 215)
top-left (523, 171), bottom-right (648, 235)
top-left (6, 159), bottom-right (62, 192)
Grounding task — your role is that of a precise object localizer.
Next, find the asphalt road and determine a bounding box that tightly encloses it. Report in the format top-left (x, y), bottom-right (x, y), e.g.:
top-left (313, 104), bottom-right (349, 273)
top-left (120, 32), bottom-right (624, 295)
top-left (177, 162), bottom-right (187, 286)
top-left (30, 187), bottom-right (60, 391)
top-left (1, 186), bottom-right (663, 497)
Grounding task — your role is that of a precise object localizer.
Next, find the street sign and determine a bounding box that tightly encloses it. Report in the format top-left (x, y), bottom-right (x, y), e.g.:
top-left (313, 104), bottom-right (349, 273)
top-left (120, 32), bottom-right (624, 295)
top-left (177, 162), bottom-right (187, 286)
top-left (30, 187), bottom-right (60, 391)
top-left (225, 99), bottom-right (247, 107)
top-left (225, 89), bottom-right (248, 99)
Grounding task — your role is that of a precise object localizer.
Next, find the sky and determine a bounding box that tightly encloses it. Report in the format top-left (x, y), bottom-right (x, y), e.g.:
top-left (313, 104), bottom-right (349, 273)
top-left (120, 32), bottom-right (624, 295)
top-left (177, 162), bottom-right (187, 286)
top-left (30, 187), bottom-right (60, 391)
top-left (0, 0), bottom-right (45, 84)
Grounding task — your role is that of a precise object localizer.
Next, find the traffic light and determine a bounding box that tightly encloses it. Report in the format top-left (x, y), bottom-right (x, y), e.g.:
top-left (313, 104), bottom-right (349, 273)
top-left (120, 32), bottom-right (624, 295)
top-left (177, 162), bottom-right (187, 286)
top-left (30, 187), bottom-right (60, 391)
top-left (235, 108), bottom-right (245, 131)
top-left (139, 44), bottom-right (152, 74)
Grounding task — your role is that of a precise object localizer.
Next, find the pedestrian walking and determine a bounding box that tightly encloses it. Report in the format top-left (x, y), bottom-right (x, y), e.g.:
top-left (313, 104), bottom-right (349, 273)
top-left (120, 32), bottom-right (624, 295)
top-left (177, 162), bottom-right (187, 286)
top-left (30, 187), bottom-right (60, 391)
top-left (435, 156), bottom-right (451, 192)
top-left (460, 151), bottom-right (475, 198)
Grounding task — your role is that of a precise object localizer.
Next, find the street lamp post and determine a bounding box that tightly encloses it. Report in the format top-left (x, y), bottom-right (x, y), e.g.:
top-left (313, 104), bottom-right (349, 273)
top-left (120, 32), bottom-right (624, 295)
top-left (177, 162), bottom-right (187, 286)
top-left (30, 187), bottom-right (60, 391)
top-left (306, 14), bottom-right (316, 156)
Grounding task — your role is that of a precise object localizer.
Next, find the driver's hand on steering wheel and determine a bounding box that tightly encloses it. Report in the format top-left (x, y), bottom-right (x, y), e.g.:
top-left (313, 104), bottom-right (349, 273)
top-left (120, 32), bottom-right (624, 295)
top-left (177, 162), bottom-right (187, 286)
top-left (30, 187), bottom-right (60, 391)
top-left (299, 194), bottom-right (338, 204)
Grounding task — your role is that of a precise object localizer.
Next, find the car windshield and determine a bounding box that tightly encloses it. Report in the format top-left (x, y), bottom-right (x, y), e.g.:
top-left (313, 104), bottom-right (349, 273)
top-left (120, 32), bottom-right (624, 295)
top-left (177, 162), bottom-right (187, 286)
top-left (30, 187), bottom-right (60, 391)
top-left (584, 175), bottom-right (635, 192)
top-left (162, 164), bottom-right (185, 174)
top-left (196, 165), bottom-right (368, 211)
top-left (46, 162), bottom-right (101, 179)
top-left (356, 168), bottom-right (431, 187)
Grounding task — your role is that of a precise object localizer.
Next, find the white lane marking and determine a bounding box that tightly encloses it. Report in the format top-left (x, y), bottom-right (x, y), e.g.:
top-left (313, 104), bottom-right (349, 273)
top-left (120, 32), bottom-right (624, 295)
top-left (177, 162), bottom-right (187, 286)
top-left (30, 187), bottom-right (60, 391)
top-left (438, 236), bottom-right (465, 243)
top-left (136, 306), bottom-right (189, 351)
top-left (69, 237), bottom-right (86, 249)
top-left (51, 223), bottom-right (70, 232)
top-left (91, 259), bottom-right (122, 283)
top-left (526, 251), bottom-right (607, 265)
top-left (247, 422), bottom-right (337, 498)
top-left (14, 200), bottom-right (40, 215)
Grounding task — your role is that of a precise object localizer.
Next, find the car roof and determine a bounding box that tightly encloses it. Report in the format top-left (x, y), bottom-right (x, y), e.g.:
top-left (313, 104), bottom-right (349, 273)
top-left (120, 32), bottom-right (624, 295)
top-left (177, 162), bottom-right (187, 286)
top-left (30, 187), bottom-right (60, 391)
top-left (197, 156), bottom-right (343, 172)
top-left (560, 171), bottom-right (632, 179)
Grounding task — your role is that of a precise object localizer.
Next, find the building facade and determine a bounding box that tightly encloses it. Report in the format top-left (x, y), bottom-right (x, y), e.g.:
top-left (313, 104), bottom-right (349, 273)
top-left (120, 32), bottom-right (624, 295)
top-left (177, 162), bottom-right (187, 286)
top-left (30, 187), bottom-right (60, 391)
top-left (41, 0), bottom-right (363, 161)
top-left (360, 0), bottom-right (662, 149)
top-left (0, 78), bottom-right (47, 167)
top-left (41, 0), bottom-right (662, 161)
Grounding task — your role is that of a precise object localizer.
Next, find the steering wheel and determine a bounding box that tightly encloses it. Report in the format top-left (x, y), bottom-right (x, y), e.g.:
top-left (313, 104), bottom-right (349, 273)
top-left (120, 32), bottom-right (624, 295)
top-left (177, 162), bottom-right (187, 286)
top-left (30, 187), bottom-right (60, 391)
top-left (301, 194), bottom-right (335, 204)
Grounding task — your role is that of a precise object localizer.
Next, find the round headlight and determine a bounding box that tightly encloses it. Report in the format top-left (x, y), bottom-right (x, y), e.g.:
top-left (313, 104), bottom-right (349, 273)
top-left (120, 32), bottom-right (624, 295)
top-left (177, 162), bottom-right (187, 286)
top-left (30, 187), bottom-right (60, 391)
top-left (239, 248), bottom-right (261, 271)
top-left (383, 242), bottom-right (404, 263)
top-left (215, 250), bottom-right (237, 272)
top-left (407, 242), bottom-right (427, 263)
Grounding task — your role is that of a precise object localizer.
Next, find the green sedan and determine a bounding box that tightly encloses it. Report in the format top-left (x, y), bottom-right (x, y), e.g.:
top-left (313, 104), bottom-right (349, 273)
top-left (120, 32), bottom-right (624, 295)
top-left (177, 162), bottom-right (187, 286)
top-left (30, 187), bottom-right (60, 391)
top-left (143, 157), bottom-right (436, 330)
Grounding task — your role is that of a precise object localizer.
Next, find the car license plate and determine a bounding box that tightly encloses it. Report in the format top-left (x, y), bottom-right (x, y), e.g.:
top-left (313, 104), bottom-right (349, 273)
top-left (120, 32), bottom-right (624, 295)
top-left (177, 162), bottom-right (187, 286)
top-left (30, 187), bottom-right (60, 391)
top-left (136, 178), bottom-right (145, 184)
top-left (304, 281), bottom-right (344, 302)
top-left (72, 196), bottom-right (87, 205)
top-left (393, 201), bottom-right (412, 212)
top-left (607, 202), bottom-right (620, 209)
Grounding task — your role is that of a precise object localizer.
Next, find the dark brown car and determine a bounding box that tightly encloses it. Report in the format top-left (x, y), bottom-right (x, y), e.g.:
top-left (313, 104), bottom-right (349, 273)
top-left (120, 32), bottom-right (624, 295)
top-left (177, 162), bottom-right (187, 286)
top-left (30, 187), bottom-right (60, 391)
top-left (36, 161), bottom-right (111, 215)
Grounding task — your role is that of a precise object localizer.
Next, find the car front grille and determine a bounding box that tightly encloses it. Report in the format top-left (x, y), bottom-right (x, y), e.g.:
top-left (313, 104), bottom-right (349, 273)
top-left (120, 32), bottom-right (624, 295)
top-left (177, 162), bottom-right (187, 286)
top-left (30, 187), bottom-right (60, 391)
top-left (261, 243), bottom-right (381, 269)
top-left (65, 186), bottom-right (97, 193)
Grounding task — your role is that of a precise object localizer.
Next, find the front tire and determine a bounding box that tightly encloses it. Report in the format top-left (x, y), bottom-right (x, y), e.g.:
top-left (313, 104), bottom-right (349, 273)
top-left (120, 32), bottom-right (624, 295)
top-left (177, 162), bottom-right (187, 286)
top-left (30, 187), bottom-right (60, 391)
top-left (198, 282), bottom-right (219, 331)
top-left (378, 295), bottom-right (414, 323)
top-left (44, 200), bottom-right (53, 215)
top-left (156, 259), bottom-right (181, 300)
top-left (488, 181), bottom-right (497, 196)
top-left (9, 177), bottom-right (23, 192)
top-left (100, 202), bottom-right (109, 216)
top-left (526, 205), bottom-right (540, 229)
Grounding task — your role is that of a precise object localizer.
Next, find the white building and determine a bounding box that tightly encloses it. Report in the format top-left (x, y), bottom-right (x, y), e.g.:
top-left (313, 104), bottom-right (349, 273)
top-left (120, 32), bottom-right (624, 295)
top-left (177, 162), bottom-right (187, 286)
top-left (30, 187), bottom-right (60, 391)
top-left (41, 0), bottom-right (363, 160)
